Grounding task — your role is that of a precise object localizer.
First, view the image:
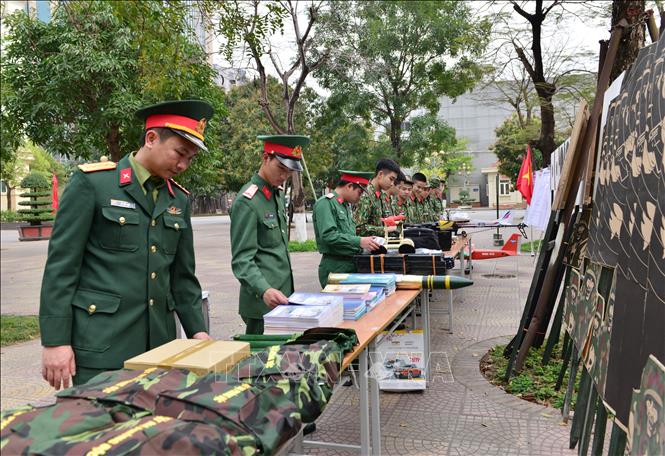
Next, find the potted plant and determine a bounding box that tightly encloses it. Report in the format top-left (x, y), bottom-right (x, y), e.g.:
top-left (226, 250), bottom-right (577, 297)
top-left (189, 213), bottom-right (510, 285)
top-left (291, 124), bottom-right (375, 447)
top-left (17, 172), bottom-right (54, 241)
top-left (453, 189), bottom-right (474, 209)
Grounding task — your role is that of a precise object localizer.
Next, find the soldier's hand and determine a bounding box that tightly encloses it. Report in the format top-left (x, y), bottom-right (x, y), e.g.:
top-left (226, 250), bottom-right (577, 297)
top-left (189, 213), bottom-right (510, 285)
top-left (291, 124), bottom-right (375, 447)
top-left (360, 237), bottom-right (381, 251)
top-left (192, 332), bottom-right (213, 340)
top-left (263, 288), bottom-right (289, 308)
top-left (42, 345), bottom-right (76, 390)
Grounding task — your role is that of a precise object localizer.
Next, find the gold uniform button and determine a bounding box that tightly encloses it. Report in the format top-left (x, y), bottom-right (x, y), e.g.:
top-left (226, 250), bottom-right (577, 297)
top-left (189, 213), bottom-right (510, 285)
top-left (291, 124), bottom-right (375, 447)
top-left (174, 223), bottom-right (180, 230)
top-left (119, 216), bottom-right (126, 225)
top-left (151, 272), bottom-right (157, 280)
top-left (151, 219), bottom-right (156, 227)
top-left (149, 299), bottom-right (154, 306)
top-left (88, 304), bottom-right (96, 314)
top-left (151, 245), bottom-right (157, 253)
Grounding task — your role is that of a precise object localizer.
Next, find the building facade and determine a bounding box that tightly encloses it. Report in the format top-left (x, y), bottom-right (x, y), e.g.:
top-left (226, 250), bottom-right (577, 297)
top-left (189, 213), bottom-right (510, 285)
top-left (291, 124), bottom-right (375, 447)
top-left (437, 84), bottom-right (524, 207)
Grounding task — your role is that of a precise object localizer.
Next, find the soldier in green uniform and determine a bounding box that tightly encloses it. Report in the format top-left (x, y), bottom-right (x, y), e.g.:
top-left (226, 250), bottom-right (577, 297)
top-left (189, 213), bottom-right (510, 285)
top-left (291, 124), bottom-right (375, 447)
top-left (313, 170), bottom-right (380, 287)
top-left (411, 172), bottom-right (432, 223)
top-left (426, 177), bottom-right (443, 220)
top-left (353, 158), bottom-right (401, 236)
top-left (230, 135), bottom-right (307, 335)
top-left (386, 171), bottom-right (405, 215)
top-left (40, 100), bottom-right (214, 389)
top-left (395, 174), bottom-right (413, 217)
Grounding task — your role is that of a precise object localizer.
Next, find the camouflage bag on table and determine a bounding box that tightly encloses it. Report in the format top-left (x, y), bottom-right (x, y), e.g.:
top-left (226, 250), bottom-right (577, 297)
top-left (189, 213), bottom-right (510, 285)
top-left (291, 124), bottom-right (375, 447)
top-left (231, 341), bottom-right (343, 422)
top-left (1, 399), bottom-right (123, 454)
top-left (16, 414), bottom-right (253, 456)
top-left (154, 376), bottom-right (300, 454)
top-left (56, 368), bottom-right (198, 417)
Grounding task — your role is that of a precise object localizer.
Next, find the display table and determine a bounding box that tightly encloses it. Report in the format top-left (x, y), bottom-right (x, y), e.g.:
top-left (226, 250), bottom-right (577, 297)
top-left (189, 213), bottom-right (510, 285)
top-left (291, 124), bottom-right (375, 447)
top-left (292, 288), bottom-right (425, 455)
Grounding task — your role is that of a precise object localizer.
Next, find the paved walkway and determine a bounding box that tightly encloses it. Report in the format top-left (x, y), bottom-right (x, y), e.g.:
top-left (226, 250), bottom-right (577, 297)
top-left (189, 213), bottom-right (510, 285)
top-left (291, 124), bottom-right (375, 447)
top-left (1, 216), bottom-right (577, 455)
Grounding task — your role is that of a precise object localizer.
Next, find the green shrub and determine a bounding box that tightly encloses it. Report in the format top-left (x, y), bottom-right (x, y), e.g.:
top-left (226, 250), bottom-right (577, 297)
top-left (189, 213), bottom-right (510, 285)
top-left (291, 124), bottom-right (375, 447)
top-left (17, 172), bottom-right (53, 225)
top-left (0, 211), bottom-right (20, 222)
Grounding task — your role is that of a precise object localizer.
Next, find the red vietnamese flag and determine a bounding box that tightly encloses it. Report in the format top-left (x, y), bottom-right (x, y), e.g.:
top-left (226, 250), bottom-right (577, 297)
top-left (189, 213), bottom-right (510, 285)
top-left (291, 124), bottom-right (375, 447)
top-left (516, 145), bottom-right (534, 205)
top-left (51, 174), bottom-right (59, 213)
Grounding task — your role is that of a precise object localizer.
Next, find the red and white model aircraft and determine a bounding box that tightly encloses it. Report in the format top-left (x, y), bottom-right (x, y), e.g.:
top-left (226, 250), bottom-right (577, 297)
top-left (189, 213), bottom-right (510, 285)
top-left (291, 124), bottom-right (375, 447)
top-left (469, 233), bottom-right (521, 260)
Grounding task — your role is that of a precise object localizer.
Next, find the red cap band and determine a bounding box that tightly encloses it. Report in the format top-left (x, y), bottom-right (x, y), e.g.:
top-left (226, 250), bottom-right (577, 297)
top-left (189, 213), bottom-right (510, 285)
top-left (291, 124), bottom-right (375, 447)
top-left (145, 114), bottom-right (205, 140)
top-left (340, 173), bottom-right (370, 186)
top-left (263, 142), bottom-right (302, 159)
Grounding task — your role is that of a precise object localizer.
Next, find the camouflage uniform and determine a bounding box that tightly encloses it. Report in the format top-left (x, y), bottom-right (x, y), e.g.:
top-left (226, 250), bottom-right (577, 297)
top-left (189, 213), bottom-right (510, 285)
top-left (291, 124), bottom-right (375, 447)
top-left (353, 183), bottom-right (391, 236)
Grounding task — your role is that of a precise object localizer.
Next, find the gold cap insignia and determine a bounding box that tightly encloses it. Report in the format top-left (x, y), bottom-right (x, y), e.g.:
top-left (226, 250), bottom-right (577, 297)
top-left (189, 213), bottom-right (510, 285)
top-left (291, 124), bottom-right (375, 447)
top-left (292, 145), bottom-right (302, 157)
top-left (195, 118), bottom-right (207, 135)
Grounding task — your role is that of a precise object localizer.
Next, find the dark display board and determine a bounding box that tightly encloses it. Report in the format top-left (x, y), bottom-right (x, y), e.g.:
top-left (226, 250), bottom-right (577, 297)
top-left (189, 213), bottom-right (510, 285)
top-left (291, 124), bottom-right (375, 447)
top-left (585, 35), bottom-right (665, 427)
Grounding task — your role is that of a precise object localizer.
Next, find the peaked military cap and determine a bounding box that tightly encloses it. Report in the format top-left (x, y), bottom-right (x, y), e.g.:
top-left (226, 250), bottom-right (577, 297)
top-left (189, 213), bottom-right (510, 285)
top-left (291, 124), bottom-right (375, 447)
top-left (338, 170), bottom-right (373, 186)
top-left (257, 135), bottom-right (309, 172)
top-left (136, 100), bottom-right (214, 151)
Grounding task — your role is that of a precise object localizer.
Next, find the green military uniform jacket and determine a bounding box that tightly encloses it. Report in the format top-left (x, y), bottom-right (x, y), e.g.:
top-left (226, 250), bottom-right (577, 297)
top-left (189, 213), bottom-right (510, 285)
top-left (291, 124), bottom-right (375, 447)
top-left (39, 154), bottom-right (207, 370)
top-left (230, 174), bottom-right (293, 319)
top-left (313, 191), bottom-right (362, 287)
top-left (353, 183), bottom-right (391, 237)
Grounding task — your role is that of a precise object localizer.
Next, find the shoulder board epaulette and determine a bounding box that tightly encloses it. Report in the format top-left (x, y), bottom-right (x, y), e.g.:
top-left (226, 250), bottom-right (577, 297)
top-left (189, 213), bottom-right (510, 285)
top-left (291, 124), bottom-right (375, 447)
top-left (243, 184), bottom-right (258, 199)
top-left (325, 193), bottom-right (335, 199)
top-left (168, 178), bottom-right (190, 195)
top-left (78, 162), bottom-right (117, 173)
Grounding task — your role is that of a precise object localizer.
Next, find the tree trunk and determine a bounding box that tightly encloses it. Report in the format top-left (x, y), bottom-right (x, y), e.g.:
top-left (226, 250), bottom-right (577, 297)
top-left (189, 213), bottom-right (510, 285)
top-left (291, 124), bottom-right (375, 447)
top-left (610, 0), bottom-right (645, 82)
top-left (106, 125), bottom-right (122, 162)
top-left (536, 84), bottom-right (556, 166)
top-left (6, 186), bottom-right (14, 211)
top-left (390, 117), bottom-right (402, 160)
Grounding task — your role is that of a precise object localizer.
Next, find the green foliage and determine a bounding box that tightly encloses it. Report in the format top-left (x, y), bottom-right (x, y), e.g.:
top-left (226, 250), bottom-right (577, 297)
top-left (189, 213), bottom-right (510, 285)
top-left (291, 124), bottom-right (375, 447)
top-left (520, 240), bottom-right (543, 253)
top-left (1, 315), bottom-right (40, 347)
top-left (218, 78), bottom-right (374, 193)
top-left (492, 115), bottom-right (545, 184)
top-left (1, 1), bottom-right (226, 196)
top-left (20, 172), bottom-right (50, 190)
top-left (484, 340), bottom-right (580, 409)
top-left (200, 0), bottom-right (288, 62)
top-left (313, 1), bottom-right (491, 160)
top-left (18, 172), bottom-right (52, 225)
top-left (455, 190), bottom-right (474, 205)
top-left (0, 211), bottom-right (20, 223)
top-left (288, 240), bottom-right (318, 253)
top-left (417, 139), bottom-right (473, 183)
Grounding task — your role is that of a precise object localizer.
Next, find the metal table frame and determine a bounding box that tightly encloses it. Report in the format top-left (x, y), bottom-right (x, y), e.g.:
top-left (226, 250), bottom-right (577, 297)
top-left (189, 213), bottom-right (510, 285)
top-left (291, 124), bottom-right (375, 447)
top-left (290, 289), bottom-right (430, 455)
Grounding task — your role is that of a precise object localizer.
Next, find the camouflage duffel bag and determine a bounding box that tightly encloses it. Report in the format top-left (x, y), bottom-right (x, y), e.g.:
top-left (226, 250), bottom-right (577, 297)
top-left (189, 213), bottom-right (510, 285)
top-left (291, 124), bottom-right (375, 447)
top-left (56, 367), bottom-right (198, 416)
top-left (10, 413), bottom-right (254, 456)
top-left (285, 327), bottom-right (359, 354)
top-left (233, 341), bottom-right (343, 389)
top-left (155, 376), bottom-right (300, 454)
top-left (1, 399), bottom-right (127, 454)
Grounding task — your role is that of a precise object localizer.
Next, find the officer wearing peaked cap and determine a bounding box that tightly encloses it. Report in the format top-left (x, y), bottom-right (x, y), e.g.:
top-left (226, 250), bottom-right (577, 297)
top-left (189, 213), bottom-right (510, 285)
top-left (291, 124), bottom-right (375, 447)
top-left (40, 100), bottom-right (214, 388)
top-left (313, 170), bottom-right (381, 287)
top-left (230, 135), bottom-right (308, 335)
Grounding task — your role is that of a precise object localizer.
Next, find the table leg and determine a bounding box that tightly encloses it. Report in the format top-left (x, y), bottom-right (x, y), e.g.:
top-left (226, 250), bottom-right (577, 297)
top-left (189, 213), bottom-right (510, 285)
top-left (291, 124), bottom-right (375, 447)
top-left (358, 347), bottom-right (371, 454)
top-left (467, 239), bottom-right (473, 274)
top-left (368, 340), bottom-right (381, 456)
top-left (459, 246), bottom-right (465, 275)
top-left (421, 290), bottom-right (431, 384)
top-left (448, 289), bottom-right (454, 334)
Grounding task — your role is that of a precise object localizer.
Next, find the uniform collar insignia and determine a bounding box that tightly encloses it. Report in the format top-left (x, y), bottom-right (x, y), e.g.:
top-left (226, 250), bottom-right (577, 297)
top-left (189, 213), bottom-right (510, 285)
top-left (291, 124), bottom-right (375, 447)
top-left (261, 185), bottom-right (272, 200)
top-left (167, 206), bottom-right (182, 215)
top-left (336, 196), bottom-right (344, 204)
top-left (119, 167), bottom-right (132, 185)
top-left (374, 190), bottom-right (381, 198)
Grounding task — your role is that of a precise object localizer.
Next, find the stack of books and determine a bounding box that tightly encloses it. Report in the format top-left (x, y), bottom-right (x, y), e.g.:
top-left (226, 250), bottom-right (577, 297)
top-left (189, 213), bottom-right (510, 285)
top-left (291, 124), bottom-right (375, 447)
top-left (263, 293), bottom-right (344, 334)
top-left (321, 284), bottom-right (371, 320)
top-left (331, 273), bottom-right (397, 296)
top-left (366, 286), bottom-right (386, 309)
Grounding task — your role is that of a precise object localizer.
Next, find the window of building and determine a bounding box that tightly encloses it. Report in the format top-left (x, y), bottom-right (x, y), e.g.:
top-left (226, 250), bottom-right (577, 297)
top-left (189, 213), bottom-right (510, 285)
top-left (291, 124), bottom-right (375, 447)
top-left (499, 179), bottom-right (511, 196)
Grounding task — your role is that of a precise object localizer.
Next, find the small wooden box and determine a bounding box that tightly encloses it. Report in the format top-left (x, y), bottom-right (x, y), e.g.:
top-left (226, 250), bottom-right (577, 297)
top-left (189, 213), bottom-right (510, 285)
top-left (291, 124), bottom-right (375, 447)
top-left (124, 339), bottom-right (250, 376)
